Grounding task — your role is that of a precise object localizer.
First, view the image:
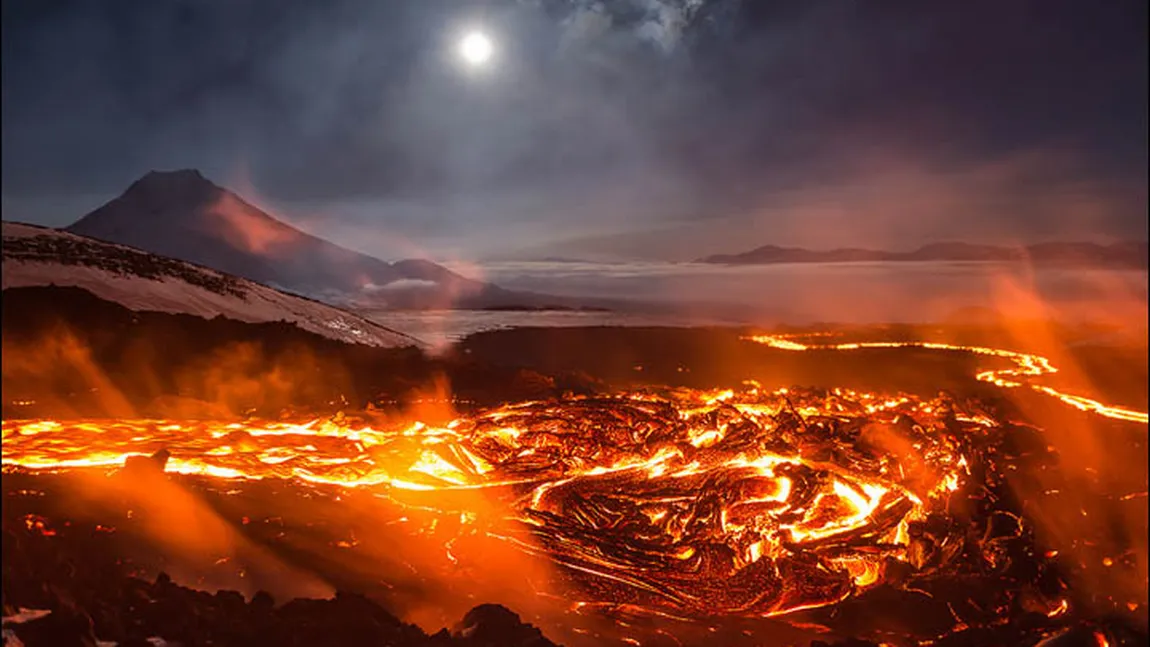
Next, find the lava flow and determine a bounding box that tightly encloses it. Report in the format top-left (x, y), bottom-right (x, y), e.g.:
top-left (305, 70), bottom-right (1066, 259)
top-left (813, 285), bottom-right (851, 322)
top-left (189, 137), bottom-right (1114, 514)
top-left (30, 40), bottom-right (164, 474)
top-left (2, 335), bottom-right (1146, 628)
top-left (749, 334), bottom-right (1149, 424)
top-left (6, 385), bottom-right (975, 619)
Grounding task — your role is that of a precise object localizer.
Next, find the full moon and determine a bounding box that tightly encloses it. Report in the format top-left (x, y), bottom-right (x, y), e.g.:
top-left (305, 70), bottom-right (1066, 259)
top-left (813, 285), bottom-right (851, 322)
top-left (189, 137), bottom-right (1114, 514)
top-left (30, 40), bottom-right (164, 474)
top-left (458, 31), bottom-right (494, 66)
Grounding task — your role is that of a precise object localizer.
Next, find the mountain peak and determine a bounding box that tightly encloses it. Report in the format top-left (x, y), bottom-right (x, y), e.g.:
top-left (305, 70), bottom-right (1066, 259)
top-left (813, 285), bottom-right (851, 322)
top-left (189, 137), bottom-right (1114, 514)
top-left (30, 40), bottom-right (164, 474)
top-left (123, 169), bottom-right (221, 207)
top-left (143, 168), bottom-right (206, 180)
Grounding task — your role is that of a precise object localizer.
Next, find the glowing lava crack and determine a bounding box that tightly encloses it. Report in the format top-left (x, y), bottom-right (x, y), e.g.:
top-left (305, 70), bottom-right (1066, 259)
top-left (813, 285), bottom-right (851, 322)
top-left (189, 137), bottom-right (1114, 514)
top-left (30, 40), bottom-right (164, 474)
top-left (749, 334), bottom-right (1149, 424)
top-left (4, 387), bottom-right (971, 618)
top-left (2, 336), bottom-right (1146, 621)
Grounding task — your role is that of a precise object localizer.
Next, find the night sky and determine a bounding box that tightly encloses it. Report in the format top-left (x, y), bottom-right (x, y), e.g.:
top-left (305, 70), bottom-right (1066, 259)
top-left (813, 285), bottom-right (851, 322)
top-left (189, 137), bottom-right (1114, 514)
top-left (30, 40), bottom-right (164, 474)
top-left (2, 0), bottom-right (1146, 260)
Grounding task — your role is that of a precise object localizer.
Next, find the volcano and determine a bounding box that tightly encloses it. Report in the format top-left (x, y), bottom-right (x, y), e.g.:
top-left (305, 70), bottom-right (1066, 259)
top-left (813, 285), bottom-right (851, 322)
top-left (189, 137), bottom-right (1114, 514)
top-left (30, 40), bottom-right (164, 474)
top-left (65, 170), bottom-right (513, 308)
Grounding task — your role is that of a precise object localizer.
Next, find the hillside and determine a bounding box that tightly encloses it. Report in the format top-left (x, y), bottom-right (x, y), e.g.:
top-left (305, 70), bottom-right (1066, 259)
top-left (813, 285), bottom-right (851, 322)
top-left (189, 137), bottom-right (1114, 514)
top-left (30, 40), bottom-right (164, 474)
top-left (2, 221), bottom-right (422, 348)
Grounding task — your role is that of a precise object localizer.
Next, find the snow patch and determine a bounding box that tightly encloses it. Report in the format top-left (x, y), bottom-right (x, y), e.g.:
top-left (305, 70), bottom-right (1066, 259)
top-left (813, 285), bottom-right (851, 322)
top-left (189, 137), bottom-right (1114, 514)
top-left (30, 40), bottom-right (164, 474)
top-left (3, 222), bottom-right (424, 350)
top-left (368, 278), bottom-right (441, 292)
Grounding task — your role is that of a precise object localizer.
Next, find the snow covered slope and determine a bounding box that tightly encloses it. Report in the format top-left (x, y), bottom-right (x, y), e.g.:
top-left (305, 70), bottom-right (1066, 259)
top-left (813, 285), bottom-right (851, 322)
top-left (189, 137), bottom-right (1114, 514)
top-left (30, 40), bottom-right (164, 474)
top-left (2, 221), bottom-right (423, 349)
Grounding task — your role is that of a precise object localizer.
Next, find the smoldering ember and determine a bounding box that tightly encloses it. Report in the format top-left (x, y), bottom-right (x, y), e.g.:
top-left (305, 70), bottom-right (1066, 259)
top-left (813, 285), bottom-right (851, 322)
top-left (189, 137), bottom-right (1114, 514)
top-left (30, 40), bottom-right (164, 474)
top-left (2, 2), bottom-right (1147, 647)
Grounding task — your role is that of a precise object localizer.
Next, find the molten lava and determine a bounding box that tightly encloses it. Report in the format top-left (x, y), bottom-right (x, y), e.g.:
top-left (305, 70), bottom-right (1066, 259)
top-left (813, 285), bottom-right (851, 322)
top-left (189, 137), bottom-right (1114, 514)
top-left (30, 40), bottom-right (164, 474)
top-left (749, 334), bottom-right (1148, 424)
top-left (2, 335), bottom-right (1146, 626)
top-left (4, 386), bottom-right (973, 618)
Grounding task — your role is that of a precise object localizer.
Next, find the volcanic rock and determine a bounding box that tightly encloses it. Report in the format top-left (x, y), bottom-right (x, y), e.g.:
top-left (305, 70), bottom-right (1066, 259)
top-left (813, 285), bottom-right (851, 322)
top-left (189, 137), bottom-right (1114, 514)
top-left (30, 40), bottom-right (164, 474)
top-left (6, 606), bottom-right (99, 647)
top-left (453, 604), bottom-right (557, 647)
top-left (121, 449), bottom-right (171, 477)
top-left (250, 590), bottom-right (275, 613)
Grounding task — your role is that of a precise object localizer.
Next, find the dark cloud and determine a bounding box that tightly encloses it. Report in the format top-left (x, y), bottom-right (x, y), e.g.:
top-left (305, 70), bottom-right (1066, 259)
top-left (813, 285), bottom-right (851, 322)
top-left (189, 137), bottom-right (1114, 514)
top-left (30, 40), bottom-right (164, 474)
top-left (2, 0), bottom-right (1145, 255)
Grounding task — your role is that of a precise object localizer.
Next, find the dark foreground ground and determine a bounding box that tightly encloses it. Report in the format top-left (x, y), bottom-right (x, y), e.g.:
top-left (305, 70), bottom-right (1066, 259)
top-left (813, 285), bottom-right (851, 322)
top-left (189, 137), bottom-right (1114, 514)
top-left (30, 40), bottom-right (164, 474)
top-left (1, 286), bottom-right (601, 420)
top-left (3, 285), bottom-right (1148, 646)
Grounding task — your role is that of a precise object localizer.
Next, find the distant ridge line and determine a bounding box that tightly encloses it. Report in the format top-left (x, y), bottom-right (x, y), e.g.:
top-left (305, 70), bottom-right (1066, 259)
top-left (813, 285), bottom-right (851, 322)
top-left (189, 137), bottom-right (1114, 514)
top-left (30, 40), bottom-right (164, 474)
top-left (698, 241), bottom-right (1149, 268)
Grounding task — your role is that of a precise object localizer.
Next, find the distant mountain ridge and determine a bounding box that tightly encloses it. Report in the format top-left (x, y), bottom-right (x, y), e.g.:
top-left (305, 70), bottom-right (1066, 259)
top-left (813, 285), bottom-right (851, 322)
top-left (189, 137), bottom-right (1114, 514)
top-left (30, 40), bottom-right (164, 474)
top-left (65, 169), bottom-right (518, 308)
top-left (699, 241), bottom-right (1149, 268)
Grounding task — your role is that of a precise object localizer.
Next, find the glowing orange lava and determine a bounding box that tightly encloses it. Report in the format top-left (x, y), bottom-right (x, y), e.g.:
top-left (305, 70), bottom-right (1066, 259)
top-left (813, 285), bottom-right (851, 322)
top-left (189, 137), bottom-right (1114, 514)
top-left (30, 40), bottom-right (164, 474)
top-left (748, 334), bottom-right (1149, 424)
top-left (3, 386), bottom-right (976, 618)
top-left (2, 335), bottom-right (1144, 621)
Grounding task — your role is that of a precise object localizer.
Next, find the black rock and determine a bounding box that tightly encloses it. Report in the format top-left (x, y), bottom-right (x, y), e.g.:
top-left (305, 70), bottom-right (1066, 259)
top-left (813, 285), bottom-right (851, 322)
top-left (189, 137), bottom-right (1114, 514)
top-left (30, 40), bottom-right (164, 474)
top-left (251, 590), bottom-right (275, 612)
top-left (121, 449), bottom-right (171, 477)
top-left (454, 604), bottom-right (557, 647)
top-left (9, 607), bottom-right (99, 647)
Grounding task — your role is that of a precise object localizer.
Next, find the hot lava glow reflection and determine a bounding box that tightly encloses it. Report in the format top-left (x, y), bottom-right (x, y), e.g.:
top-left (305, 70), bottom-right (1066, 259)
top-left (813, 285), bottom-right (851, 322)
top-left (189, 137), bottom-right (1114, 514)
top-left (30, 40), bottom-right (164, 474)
top-left (4, 387), bottom-right (972, 618)
top-left (749, 334), bottom-right (1148, 424)
top-left (2, 335), bottom-right (1146, 623)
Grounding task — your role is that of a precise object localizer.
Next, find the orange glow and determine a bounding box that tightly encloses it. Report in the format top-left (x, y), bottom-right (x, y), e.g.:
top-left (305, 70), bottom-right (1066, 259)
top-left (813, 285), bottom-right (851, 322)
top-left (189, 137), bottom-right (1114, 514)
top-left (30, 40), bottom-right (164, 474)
top-left (1046, 598), bottom-right (1069, 618)
top-left (5, 332), bottom-right (1144, 622)
top-left (749, 334), bottom-right (1148, 424)
top-left (2, 384), bottom-right (976, 619)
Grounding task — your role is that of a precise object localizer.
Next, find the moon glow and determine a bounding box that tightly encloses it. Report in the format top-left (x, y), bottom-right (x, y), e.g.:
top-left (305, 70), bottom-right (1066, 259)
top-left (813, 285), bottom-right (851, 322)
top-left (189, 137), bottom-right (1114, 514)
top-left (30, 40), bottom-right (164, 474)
top-left (458, 31), bottom-right (494, 66)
